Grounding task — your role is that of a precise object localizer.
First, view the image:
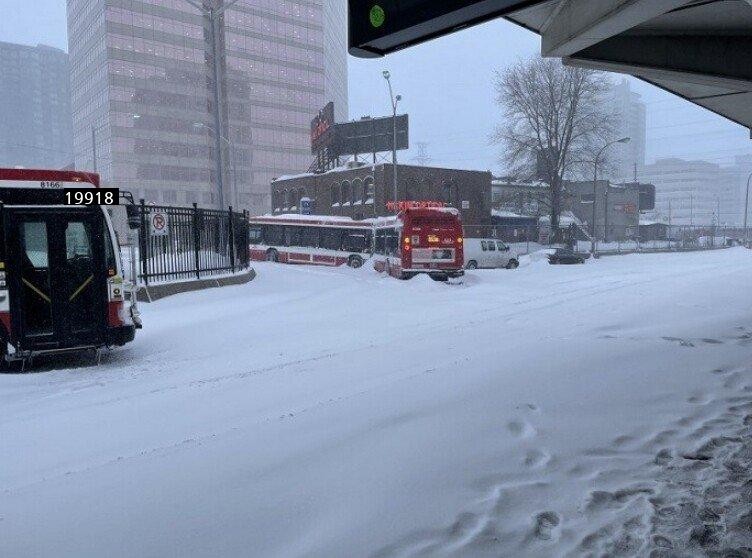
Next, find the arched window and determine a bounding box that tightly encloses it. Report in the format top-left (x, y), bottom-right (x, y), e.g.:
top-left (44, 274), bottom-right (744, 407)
top-left (364, 176), bottom-right (375, 204)
top-left (341, 180), bottom-right (351, 206)
top-left (405, 179), bottom-right (419, 201)
top-left (352, 178), bottom-right (363, 205)
top-left (442, 181), bottom-right (453, 205)
top-left (331, 183), bottom-right (339, 206)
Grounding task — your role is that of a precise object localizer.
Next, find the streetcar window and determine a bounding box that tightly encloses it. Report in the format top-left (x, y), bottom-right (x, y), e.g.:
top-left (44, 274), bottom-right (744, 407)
top-left (481, 241), bottom-right (488, 251)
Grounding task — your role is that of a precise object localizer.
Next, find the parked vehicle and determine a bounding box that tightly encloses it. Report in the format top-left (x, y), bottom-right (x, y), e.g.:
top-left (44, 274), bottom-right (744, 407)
top-left (0, 168), bottom-right (139, 365)
top-left (248, 214), bottom-right (372, 268)
top-left (463, 238), bottom-right (519, 270)
top-left (548, 248), bottom-right (586, 265)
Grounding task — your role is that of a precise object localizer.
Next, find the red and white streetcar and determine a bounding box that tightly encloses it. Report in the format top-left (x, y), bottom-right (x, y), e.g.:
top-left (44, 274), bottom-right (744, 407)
top-left (373, 203), bottom-right (465, 281)
top-left (248, 214), bottom-right (373, 268)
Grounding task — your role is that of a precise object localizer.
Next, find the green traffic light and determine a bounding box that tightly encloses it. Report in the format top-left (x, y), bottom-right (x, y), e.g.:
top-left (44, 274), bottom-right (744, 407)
top-left (370, 4), bottom-right (386, 28)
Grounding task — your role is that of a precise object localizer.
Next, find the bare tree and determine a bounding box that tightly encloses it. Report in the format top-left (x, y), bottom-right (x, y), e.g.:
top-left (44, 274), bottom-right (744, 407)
top-left (492, 57), bottom-right (615, 237)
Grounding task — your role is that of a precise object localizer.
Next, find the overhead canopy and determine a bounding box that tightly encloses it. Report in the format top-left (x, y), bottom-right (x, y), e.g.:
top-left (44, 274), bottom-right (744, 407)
top-left (349, 0), bottom-right (752, 133)
top-left (504, 0), bottom-right (752, 133)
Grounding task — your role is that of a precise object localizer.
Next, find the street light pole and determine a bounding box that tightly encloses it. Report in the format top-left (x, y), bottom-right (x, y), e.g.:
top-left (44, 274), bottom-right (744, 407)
top-left (181, 0), bottom-right (242, 209)
top-left (383, 70), bottom-right (401, 213)
top-left (591, 137), bottom-right (631, 254)
top-left (194, 122), bottom-right (238, 208)
top-left (744, 171), bottom-right (752, 246)
top-left (91, 124), bottom-right (98, 172)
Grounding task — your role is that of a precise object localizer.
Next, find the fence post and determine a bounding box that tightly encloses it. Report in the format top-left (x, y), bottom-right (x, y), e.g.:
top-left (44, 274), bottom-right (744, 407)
top-left (139, 199), bottom-right (149, 286)
top-left (193, 203), bottom-right (201, 279)
top-left (228, 206), bottom-right (236, 272)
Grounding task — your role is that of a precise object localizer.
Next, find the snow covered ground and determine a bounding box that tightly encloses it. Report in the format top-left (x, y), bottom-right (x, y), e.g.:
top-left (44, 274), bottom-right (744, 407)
top-left (2, 248), bottom-right (752, 557)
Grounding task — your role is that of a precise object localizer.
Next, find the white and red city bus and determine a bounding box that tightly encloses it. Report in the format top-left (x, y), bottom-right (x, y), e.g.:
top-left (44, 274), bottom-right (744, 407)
top-left (0, 168), bottom-right (139, 364)
top-left (248, 214), bottom-right (373, 268)
top-left (373, 204), bottom-right (465, 280)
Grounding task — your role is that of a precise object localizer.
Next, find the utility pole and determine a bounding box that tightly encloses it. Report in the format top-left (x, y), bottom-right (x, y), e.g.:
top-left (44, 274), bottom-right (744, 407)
top-left (690, 194), bottom-right (694, 226)
top-left (382, 70), bottom-right (401, 212)
top-left (592, 137), bottom-right (631, 254)
top-left (744, 171), bottom-right (751, 246)
top-left (182, 0), bottom-right (242, 209)
top-left (91, 125), bottom-right (98, 172)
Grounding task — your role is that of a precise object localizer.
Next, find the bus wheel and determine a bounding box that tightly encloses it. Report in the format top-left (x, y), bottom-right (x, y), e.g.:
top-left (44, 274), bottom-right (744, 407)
top-left (466, 260), bottom-right (478, 269)
top-left (266, 248), bottom-right (279, 262)
top-left (348, 255), bottom-right (363, 268)
top-left (506, 259), bottom-right (519, 269)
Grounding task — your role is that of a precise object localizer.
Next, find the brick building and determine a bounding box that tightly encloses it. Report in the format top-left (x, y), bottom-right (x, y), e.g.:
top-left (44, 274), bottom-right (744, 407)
top-left (270, 162), bottom-right (493, 235)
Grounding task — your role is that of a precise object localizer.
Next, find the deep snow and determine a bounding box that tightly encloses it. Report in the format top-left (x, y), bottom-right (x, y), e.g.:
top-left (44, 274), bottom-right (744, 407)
top-left (2, 248), bottom-right (752, 557)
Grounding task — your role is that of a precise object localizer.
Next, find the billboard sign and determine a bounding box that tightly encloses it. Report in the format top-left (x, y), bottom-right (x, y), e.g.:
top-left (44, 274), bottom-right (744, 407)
top-left (334, 115), bottom-right (409, 156)
top-left (348, 1), bottom-right (541, 58)
top-left (311, 102), bottom-right (335, 153)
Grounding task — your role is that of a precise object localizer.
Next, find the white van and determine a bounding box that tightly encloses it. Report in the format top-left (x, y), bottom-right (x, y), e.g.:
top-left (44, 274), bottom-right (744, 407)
top-left (464, 238), bottom-right (519, 270)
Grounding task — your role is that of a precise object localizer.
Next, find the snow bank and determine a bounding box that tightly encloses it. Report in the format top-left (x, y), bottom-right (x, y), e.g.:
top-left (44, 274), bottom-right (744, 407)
top-left (1, 249), bottom-right (752, 556)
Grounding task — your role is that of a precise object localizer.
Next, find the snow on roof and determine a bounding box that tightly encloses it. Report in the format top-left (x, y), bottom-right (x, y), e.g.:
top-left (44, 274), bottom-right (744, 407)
top-left (539, 211), bottom-right (583, 227)
top-left (251, 213), bottom-right (375, 227)
top-left (273, 163), bottom-right (376, 182)
top-left (491, 179), bottom-right (549, 189)
top-left (491, 209), bottom-right (533, 219)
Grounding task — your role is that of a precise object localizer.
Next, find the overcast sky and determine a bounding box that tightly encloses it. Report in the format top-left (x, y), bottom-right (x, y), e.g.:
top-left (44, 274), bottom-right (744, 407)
top-left (3, 0), bottom-right (749, 174)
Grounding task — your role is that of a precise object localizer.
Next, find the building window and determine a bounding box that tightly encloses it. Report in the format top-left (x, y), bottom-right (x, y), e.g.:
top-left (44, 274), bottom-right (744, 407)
top-left (364, 176), bottom-right (374, 204)
top-left (352, 178), bottom-right (363, 205)
top-left (331, 183), bottom-right (339, 206)
top-left (442, 181), bottom-right (453, 205)
top-left (341, 180), bottom-right (351, 206)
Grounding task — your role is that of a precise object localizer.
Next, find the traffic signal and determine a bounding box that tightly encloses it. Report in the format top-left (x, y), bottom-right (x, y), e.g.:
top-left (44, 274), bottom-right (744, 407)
top-left (348, 1), bottom-right (543, 58)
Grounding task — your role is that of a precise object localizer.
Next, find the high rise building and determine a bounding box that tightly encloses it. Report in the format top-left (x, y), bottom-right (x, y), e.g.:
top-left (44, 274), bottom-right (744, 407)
top-left (67, 0), bottom-right (348, 215)
top-left (640, 158), bottom-right (737, 226)
top-left (0, 41), bottom-right (73, 169)
top-left (605, 79), bottom-right (646, 183)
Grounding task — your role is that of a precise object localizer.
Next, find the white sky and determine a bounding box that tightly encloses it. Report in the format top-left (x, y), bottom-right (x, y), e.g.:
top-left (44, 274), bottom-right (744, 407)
top-left (3, 1), bottom-right (750, 174)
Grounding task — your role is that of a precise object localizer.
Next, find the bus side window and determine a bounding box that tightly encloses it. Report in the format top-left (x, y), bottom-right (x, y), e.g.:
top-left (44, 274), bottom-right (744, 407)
top-left (487, 241), bottom-right (496, 251)
top-left (301, 227), bottom-right (319, 248)
top-left (284, 226), bottom-right (302, 247)
top-left (266, 225), bottom-right (283, 246)
top-left (249, 226), bottom-right (263, 245)
top-left (375, 230), bottom-right (385, 254)
top-left (386, 229), bottom-right (398, 256)
top-left (481, 241), bottom-right (487, 251)
top-left (321, 229), bottom-right (343, 251)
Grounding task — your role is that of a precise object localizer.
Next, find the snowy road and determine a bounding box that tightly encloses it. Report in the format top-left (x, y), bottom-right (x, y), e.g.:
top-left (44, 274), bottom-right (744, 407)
top-left (2, 249), bottom-right (752, 557)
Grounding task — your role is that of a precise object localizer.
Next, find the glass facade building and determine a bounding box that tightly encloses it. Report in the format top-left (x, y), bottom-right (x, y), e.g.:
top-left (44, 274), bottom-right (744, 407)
top-left (0, 41), bottom-right (73, 169)
top-left (67, 0), bottom-right (348, 215)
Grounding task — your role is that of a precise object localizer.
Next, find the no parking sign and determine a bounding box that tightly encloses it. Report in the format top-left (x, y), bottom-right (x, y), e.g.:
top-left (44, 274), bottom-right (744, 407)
top-left (150, 211), bottom-right (169, 236)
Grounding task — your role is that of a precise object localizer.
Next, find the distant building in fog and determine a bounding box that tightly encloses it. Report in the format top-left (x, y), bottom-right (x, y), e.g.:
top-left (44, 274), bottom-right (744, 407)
top-left (604, 79), bottom-right (646, 183)
top-left (0, 41), bottom-right (73, 169)
top-left (67, 0), bottom-right (348, 215)
top-left (640, 158), bottom-right (737, 225)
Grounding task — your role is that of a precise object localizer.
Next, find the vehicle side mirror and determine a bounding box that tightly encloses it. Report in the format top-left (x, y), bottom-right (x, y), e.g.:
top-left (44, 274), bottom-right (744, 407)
top-left (125, 204), bottom-right (141, 230)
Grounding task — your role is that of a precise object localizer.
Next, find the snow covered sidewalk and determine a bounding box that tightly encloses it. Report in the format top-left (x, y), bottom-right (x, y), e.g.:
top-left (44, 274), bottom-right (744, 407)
top-left (1, 248), bottom-right (751, 557)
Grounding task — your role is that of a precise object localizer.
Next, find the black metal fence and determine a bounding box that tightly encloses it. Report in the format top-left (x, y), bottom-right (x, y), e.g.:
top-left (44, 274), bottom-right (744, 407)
top-left (134, 201), bottom-right (249, 285)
